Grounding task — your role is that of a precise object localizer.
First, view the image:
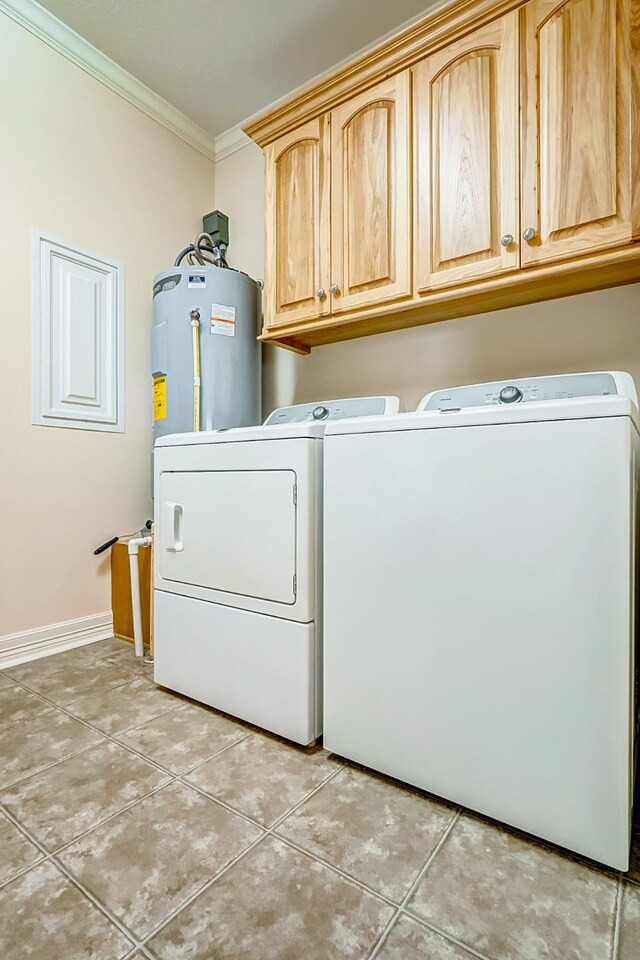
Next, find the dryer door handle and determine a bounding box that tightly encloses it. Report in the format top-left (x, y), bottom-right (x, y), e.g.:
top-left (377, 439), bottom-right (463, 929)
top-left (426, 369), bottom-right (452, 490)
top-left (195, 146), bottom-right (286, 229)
top-left (163, 501), bottom-right (184, 552)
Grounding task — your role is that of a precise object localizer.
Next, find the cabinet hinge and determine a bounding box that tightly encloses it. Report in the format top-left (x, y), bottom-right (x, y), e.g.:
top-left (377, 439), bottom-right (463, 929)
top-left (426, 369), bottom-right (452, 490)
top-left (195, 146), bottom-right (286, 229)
top-left (293, 482), bottom-right (297, 505)
top-left (292, 574), bottom-right (297, 595)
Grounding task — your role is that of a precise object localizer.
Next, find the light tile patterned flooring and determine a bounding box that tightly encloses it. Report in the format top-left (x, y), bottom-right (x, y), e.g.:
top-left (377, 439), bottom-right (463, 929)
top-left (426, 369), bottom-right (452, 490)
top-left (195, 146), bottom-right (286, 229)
top-left (0, 637), bottom-right (638, 960)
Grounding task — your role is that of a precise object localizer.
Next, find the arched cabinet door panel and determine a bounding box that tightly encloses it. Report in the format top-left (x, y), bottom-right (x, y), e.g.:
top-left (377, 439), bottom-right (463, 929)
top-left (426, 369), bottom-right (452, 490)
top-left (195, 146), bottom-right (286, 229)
top-left (330, 72), bottom-right (412, 314)
top-left (264, 118), bottom-right (330, 329)
top-left (520, 0), bottom-right (639, 266)
top-left (414, 11), bottom-right (520, 292)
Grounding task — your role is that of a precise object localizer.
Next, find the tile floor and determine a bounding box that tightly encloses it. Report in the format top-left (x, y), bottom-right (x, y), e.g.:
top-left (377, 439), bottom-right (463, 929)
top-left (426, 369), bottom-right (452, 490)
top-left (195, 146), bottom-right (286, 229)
top-left (0, 636), bottom-right (638, 960)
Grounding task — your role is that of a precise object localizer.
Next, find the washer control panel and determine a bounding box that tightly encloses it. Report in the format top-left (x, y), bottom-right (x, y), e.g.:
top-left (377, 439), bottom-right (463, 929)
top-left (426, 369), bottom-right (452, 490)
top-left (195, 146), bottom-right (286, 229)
top-left (420, 373), bottom-right (620, 412)
top-left (264, 396), bottom-right (399, 425)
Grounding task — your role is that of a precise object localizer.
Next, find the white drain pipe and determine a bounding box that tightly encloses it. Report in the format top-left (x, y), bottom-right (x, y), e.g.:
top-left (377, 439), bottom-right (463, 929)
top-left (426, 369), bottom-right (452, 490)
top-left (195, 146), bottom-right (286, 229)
top-left (128, 536), bottom-right (152, 657)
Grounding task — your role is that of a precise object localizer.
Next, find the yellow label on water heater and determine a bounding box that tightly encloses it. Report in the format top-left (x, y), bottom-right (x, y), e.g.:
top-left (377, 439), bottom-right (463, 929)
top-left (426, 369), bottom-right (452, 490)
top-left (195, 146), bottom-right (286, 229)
top-left (153, 375), bottom-right (167, 421)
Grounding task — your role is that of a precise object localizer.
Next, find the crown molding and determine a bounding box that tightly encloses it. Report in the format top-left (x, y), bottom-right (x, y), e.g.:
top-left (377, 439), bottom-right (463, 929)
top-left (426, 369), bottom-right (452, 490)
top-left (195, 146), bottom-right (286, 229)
top-left (243, 0), bottom-right (526, 147)
top-left (0, 0), bottom-right (217, 160)
top-left (212, 123), bottom-right (252, 162)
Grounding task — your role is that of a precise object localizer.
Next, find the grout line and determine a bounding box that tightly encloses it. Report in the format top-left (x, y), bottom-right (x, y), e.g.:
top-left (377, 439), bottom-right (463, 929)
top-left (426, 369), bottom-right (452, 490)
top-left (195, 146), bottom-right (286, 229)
top-left (0, 853), bottom-right (49, 890)
top-left (51, 778), bottom-right (176, 857)
top-left (0, 708), bottom-right (56, 735)
top-left (171, 730), bottom-right (255, 778)
top-left (0, 738), bottom-right (108, 793)
top-left (138, 831), bottom-right (269, 948)
top-left (402, 809), bottom-right (460, 900)
top-left (367, 809), bottom-right (461, 960)
top-left (272, 831), bottom-right (398, 907)
top-left (174, 737), bottom-right (344, 834)
top-left (267, 762), bottom-right (345, 831)
top-left (0, 811), bottom-right (52, 892)
top-left (5, 671), bottom-right (184, 749)
top-left (174, 773), bottom-right (267, 832)
top-left (0, 803), bottom-right (54, 866)
top-left (0, 801), bottom-right (140, 949)
top-left (399, 912), bottom-right (498, 960)
top-left (610, 875), bottom-right (623, 960)
top-left (14, 670), bottom-right (138, 707)
top-left (397, 812), bottom-right (504, 960)
top-left (49, 853), bottom-right (142, 950)
top-left (1, 651), bottom-right (98, 685)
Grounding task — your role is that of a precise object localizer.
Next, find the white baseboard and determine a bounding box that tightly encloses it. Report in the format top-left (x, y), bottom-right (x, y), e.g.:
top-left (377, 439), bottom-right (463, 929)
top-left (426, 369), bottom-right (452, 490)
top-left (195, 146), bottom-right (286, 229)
top-left (0, 612), bottom-right (113, 669)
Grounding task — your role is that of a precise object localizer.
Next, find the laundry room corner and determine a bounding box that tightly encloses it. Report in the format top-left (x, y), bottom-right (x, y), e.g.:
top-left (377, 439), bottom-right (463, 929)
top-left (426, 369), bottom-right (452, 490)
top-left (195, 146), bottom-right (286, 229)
top-left (0, 10), bottom-right (216, 651)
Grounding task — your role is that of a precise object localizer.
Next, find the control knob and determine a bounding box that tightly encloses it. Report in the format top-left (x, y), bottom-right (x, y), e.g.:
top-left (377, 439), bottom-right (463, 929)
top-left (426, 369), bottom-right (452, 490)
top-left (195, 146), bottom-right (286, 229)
top-left (498, 385), bottom-right (523, 404)
top-left (312, 405), bottom-right (329, 420)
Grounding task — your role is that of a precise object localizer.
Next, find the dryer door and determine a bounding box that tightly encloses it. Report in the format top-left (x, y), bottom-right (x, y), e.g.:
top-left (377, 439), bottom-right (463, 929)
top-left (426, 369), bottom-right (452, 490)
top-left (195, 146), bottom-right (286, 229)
top-left (159, 469), bottom-right (296, 604)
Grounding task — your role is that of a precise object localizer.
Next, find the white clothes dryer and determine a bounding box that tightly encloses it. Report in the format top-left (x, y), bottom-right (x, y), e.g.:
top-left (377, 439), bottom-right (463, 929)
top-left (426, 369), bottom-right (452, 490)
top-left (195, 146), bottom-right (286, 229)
top-left (323, 372), bottom-right (639, 869)
top-left (153, 396), bottom-right (398, 745)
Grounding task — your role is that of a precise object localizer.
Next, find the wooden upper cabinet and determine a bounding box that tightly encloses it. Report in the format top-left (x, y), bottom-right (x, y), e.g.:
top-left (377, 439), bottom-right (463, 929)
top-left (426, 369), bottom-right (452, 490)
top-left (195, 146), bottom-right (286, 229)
top-left (414, 12), bottom-right (520, 291)
top-left (329, 73), bottom-right (412, 313)
top-left (250, 0), bottom-right (640, 350)
top-left (521, 0), bottom-right (639, 266)
top-left (264, 118), bottom-right (329, 329)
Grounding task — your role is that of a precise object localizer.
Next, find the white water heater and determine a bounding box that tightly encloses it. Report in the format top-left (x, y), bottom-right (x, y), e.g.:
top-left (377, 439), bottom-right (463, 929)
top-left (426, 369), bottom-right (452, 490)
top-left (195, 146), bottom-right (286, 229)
top-left (152, 266), bottom-right (261, 443)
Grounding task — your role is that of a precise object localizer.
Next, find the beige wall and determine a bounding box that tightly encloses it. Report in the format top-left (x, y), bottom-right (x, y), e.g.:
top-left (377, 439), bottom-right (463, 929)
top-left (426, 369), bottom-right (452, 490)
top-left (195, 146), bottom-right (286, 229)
top-left (0, 14), bottom-right (215, 636)
top-left (215, 142), bottom-right (640, 415)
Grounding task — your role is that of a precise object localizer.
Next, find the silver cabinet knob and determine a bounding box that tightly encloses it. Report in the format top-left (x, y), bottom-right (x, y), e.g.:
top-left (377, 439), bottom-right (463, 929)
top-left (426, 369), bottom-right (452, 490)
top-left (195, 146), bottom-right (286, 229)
top-left (329, 283), bottom-right (340, 295)
top-left (316, 288), bottom-right (325, 298)
top-left (500, 234), bottom-right (514, 248)
top-left (522, 227), bottom-right (537, 242)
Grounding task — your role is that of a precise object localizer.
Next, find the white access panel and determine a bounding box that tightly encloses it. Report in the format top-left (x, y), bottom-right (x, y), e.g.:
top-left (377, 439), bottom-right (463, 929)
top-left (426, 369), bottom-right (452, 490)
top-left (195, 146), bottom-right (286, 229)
top-left (32, 230), bottom-right (123, 432)
top-left (160, 470), bottom-right (296, 603)
top-left (324, 415), bottom-right (637, 869)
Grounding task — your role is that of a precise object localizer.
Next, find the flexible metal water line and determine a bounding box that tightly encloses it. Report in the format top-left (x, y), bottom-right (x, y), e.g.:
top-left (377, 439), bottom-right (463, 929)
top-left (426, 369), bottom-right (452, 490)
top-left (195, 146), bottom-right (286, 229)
top-left (174, 232), bottom-right (228, 268)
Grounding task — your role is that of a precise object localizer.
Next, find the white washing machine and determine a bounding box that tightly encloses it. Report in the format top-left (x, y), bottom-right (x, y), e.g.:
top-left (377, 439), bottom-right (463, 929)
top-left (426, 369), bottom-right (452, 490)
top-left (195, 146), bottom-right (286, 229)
top-left (323, 372), bottom-right (639, 869)
top-left (153, 396), bottom-right (398, 745)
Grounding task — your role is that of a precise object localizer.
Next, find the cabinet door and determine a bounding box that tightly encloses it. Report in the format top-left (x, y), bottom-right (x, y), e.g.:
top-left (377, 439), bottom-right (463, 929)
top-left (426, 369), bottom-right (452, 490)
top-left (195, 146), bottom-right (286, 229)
top-left (521, 0), bottom-right (639, 266)
top-left (414, 12), bottom-right (520, 291)
top-left (264, 118), bottom-right (330, 328)
top-left (330, 73), bottom-right (412, 313)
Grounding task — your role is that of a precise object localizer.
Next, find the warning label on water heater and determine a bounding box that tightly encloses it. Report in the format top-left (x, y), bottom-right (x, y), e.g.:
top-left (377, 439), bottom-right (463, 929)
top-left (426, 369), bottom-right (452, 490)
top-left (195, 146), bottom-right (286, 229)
top-left (211, 302), bottom-right (236, 337)
top-left (153, 375), bottom-right (167, 420)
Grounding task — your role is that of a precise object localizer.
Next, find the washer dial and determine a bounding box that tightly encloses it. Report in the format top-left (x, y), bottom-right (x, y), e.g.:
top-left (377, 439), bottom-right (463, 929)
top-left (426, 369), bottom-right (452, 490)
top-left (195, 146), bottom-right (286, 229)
top-left (498, 385), bottom-right (523, 404)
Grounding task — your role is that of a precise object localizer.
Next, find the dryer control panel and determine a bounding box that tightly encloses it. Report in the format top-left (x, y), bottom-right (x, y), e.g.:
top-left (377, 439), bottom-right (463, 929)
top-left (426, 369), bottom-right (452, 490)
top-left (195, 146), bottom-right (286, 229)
top-left (264, 396), bottom-right (400, 425)
top-left (419, 372), bottom-right (636, 412)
